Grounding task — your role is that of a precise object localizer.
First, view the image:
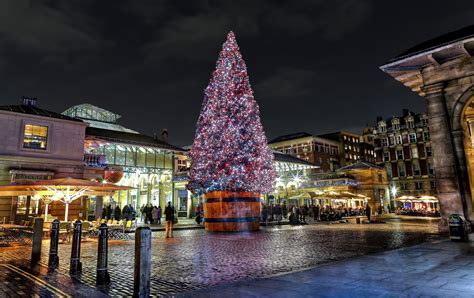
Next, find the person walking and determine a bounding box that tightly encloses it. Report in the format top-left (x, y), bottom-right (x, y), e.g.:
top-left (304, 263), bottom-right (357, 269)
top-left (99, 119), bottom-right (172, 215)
top-left (157, 206), bottom-right (162, 225)
top-left (140, 204), bottom-right (146, 223)
top-left (146, 203), bottom-right (153, 224)
top-left (365, 204), bottom-right (371, 222)
top-left (165, 202), bottom-right (175, 238)
top-left (152, 206), bottom-right (159, 225)
top-left (261, 204), bottom-right (268, 225)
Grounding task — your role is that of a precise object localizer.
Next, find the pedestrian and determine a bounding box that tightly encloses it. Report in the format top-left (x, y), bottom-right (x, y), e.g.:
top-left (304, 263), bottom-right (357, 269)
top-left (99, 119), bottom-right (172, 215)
top-left (146, 203), bottom-right (153, 224)
top-left (282, 204), bottom-right (288, 219)
top-left (262, 204), bottom-right (268, 225)
top-left (114, 205), bottom-right (121, 221)
top-left (106, 204), bottom-right (112, 220)
top-left (152, 206), bottom-right (159, 225)
top-left (366, 204), bottom-right (371, 222)
top-left (122, 204), bottom-right (130, 220)
top-left (157, 206), bottom-right (162, 225)
top-left (164, 202), bottom-right (175, 238)
top-left (302, 205), bottom-right (308, 223)
top-left (140, 204), bottom-right (146, 223)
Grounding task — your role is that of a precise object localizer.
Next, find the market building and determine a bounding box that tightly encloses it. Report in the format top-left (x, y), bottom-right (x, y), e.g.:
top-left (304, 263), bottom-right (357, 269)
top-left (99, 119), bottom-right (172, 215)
top-left (62, 104), bottom-right (188, 219)
top-left (380, 24), bottom-right (474, 230)
top-left (268, 132), bottom-right (340, 172)
top-left (363, 109), bottom-right (437, 211)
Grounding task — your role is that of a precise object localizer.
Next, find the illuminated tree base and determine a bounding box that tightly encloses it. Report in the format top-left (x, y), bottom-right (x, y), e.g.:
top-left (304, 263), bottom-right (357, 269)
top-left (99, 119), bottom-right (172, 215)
top-left (203, 191), bottom-right (261, 232)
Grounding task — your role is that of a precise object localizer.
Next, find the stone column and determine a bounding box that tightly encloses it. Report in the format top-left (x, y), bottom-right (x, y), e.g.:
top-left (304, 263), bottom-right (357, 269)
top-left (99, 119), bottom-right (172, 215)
top-left (423, 83), bottom-right (466, 231)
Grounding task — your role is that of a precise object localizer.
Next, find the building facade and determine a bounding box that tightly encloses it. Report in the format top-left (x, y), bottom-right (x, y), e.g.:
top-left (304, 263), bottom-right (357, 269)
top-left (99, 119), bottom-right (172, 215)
top-left (268, 132), bottom-right (340, 172)
top-left (380, 25), bottom-right (474, 230)
top-left (365, 110), bottom-right (436, 209)
top-left (0, 98), bottom-right (88, 223)
top-left (318, 131), bottom-right (375, 166)
top-left (63, 104), bottom-right (189, 218)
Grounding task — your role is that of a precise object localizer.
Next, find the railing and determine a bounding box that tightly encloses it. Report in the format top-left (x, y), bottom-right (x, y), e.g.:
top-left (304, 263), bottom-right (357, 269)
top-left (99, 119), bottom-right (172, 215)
top-left (84, 154), bottom-right (107, 168)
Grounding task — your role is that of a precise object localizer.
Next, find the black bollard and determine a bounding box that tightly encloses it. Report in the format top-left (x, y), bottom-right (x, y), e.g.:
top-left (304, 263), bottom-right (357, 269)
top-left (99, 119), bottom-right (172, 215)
top-left (96, 223), bottom-right (110, 285)
top-left (70, 220), bottom-right (82, 275)
top-left (31, 217), bottom-right (44, 264)
top-left (133, 227), bottom-right (152, 298)
top-left (48, 219), bottom-right (60, 269)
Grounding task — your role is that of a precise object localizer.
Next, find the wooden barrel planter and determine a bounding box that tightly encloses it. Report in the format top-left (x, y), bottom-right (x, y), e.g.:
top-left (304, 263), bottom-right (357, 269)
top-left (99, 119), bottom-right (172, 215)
top-left (203, 191), bottom-right (261, 232)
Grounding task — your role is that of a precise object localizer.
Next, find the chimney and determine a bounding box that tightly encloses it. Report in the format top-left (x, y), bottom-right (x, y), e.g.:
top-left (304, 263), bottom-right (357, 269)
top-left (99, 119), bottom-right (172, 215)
top-left (161, 129), bottom-right (169, 143)
top-left (22, 96), bottom-right (37, 107)
top-left (376, 116), bottom-right (383, 122)
top-left (402, 109), bottom-right (409, 116)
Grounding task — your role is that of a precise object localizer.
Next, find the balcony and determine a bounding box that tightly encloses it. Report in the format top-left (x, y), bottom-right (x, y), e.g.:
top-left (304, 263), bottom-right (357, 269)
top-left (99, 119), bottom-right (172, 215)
top-left (84, 153), bottom-right (107, 168)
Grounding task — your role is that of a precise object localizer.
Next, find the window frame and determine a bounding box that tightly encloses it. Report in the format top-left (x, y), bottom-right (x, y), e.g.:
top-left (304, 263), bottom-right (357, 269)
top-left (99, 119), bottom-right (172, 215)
top-left (20, 120), bottom-right (52, 153)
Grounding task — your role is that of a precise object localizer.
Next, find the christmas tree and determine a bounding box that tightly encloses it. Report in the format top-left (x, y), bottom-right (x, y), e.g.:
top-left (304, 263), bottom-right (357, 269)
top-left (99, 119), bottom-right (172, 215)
top-left (188, 31), bottom-right (276, 195)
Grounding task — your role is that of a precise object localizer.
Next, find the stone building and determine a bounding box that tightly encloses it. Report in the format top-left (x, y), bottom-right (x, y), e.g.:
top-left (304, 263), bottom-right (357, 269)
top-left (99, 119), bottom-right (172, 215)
top-left (337, 162), bottom-right (390, 212)
top-left (0, 98), bottom-right (88, 223)
top-left (364, 110), bottom-right (436, 209)
top-left (268, 132), bottom-right (340, 172)
top-left (318, 131), bottom-right (376, 166)
top-left (380, 25), bottom-right (474, 230)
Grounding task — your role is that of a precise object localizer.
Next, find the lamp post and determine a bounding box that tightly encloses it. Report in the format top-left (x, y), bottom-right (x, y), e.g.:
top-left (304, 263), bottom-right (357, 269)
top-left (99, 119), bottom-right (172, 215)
top-left (391, 185), bottom-right (397, 210)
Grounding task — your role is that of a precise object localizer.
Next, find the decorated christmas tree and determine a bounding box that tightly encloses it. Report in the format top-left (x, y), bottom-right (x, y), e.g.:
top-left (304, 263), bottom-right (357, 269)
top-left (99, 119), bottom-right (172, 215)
top-left (188, 31), bottom-right (276, 195)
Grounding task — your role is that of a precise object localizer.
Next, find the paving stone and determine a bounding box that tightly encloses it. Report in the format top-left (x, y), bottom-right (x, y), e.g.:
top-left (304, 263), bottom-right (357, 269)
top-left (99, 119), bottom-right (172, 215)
top-left (0, 219), bottom-right (449, 296)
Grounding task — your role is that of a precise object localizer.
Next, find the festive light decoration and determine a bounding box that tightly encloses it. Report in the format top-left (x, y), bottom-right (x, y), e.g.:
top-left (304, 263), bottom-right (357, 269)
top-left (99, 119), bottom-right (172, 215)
top-left (188, 31), bottom-right (276, 194)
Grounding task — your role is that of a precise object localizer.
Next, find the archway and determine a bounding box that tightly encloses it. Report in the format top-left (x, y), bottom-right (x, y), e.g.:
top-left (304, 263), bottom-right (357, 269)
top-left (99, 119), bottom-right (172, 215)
top-left (460, 94), bottom-right (474, 216)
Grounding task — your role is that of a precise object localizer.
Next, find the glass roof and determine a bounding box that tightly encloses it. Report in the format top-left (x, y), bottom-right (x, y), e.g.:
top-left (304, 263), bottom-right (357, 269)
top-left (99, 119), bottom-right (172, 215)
top-left (63, 104), bottom-right (121, 123)
top-left (63, 104), bottom-right (138, 134)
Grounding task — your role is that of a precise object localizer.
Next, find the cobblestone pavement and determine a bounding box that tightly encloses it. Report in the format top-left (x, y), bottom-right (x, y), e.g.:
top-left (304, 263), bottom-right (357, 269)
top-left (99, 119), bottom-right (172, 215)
top-left (186, 239), bottom-right (474, 298)
top-left (0, 219), bottom-right (440, 296)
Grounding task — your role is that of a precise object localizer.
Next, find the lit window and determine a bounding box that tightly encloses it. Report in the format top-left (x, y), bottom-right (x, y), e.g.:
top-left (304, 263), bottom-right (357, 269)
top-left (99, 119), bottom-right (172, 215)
top-left (23, 124), bottom-right (48, 150)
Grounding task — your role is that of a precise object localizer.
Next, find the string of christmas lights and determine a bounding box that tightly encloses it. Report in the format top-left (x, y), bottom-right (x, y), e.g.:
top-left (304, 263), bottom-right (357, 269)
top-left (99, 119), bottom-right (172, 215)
top-left (188, 31), bottom-right (276, 194)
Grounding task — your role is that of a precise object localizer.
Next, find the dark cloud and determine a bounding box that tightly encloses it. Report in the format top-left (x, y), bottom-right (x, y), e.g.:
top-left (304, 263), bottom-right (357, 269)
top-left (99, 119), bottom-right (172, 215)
top-left (0, 0), bottom-right (472, 146)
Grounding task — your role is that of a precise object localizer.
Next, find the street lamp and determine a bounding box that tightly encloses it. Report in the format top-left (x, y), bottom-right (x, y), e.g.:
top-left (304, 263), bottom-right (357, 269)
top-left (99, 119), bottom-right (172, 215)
top-left (391, 185), bottom-right (397, 211)
top-left (391, 185), bottom-right (397, 197)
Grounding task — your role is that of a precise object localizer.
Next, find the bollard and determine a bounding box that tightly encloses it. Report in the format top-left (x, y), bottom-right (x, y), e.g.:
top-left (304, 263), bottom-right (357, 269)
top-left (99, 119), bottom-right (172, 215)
top-left (96, 223), bottom-right (110, 285)
top-left (31, 217), bottom-right (44, 264)
top-left (70, 220), bottom-right (82, 275)
top-left (134, 227), bottom-right (152, 298)
top-left (48, 219), bottom-right (60, 269)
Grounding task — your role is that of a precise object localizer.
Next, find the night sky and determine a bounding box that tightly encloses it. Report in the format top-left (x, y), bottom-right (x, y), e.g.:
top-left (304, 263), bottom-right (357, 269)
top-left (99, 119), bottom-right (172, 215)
top-left (0, 1), bottom-right (473, 146)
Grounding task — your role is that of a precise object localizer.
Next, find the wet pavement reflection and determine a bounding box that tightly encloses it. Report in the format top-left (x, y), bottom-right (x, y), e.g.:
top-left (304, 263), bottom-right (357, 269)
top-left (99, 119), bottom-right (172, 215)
top-left (0, 218), bottom-right (440, 296)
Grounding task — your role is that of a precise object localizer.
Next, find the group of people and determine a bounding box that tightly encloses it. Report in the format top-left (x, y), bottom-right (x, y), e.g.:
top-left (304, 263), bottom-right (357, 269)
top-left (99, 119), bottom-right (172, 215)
top-left (261, 203), bottom-right (373, 224)
top-left (261, 204), bottom-right (288, 223)
top-left (139, 204), bottom-right (163, 225)
top-left (140, 202), bottom-right (176, 238)
top-left (395, 207), bottom-right (440, 217)
top-left (102, 203), bottom-right (136, 221)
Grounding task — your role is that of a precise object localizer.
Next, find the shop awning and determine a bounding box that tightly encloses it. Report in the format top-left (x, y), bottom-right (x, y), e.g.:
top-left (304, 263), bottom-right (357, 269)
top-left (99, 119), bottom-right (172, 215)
top-left (0, 177), bottom-right (134, 221)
